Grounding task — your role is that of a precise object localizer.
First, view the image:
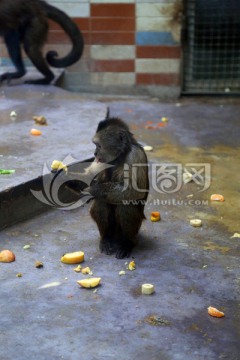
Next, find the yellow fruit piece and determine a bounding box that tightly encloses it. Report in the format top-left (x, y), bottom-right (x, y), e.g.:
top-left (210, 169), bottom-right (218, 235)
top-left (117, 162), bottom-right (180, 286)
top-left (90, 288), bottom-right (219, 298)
top-left (61, 251), bottom-right (84, 264)
top-left (161, 117), bottom-right (168, 122)
top-left (74, 265), bottom-right (82, 272)
top-left (81, 266), bottom-right (92, 275)
top-left (208, 306), bottom-right (225, 318)
top-left (150, 211), bottom-right (161, 222)
top-left (51, 160), bottom-right (67, 172)
top-left (77, 277), bottom-right (101, 288)
top-left (0, 249), bottom-right (15, 263)
top-left (210, 194), bottom-right (225, 202)
top-left (128, 260), bottom-right (136, 271)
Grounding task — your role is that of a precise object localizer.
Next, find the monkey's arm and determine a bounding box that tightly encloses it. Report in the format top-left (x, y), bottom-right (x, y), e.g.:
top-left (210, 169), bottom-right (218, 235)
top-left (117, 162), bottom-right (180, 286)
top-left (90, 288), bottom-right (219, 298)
top-left (87, 147), bottom-right (149, 204)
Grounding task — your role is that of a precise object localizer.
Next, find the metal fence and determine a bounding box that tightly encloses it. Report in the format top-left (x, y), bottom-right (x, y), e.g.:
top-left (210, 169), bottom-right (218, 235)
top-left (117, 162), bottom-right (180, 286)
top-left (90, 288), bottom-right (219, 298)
top-left (182, 0), bottom-right (240, 94)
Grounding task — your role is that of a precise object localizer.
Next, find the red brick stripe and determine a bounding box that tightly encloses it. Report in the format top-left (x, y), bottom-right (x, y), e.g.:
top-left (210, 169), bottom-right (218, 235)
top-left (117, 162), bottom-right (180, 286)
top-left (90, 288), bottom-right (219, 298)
top-left (92, 60), bottom-right (134, 72)
top-left (136, 73), bottom-right (180, 86)
top-left (137, 46), bottom-right (181, 59)
top-left (91, 4), bottom-right (135, 17)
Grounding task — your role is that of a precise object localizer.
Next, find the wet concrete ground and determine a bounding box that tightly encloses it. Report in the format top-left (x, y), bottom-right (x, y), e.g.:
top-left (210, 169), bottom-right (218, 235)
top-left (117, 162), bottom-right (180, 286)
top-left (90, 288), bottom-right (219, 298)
top-left (0, 86), bottom-right (240, 360)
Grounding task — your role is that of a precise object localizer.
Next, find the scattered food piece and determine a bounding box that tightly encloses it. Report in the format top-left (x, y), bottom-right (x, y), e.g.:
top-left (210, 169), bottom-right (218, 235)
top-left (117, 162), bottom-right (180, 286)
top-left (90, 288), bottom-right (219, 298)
top-left (33, 115), bottom-right (47, 125)
top-left (190, 219), bottom-right (202, 227)
top-left (202, 265), bottom-right (208, 268)
top-left (77, 277), bottom-right (101, 288)
top-left (81, 266), bottom-right (93, 275)
top-left (145, 125), bottom-right (154, 130)
top-left (23, 244), bottom-right (31, 250)
top-left (230, 233), bottom-right (240, 238)
top-left (16, 273), bottom-right (22, 277)
top-left (67, 294), bottom-right (74, 298)
top-left (10, 111), bottom-right (17, 120)
top-left (51, 160), bottom-right (67, 172)
top-left (143, 145), bottom-right (153, 152)
top-left (35, 261), bottom-right (44, 268)
top-left (0, 169), bottom-right (15, 175)
top-left (144, 315), bottom-right (170, 326)
top-left (128, 261), bottom-right (136, 271)
top-left (119, 270), bottom-right (126, 276)
top-left (74, 265), bottom-right (82, 272)
top-left (161, 117), bottom-right (168, 122)
top-left (0, 249), bottom-right (15, 263)
top-left (210, 194), bottom-right (225, 202)
top-left (151, 211), bottom-right (161, 222)
top-left (61, 251), bottom-right (84, 264)
top-left (141, 283), bottom-right (155, 295)
top-left (30, 128), bottom-right (42, 136)
top-left (208, 306), bottom-right (225, 318)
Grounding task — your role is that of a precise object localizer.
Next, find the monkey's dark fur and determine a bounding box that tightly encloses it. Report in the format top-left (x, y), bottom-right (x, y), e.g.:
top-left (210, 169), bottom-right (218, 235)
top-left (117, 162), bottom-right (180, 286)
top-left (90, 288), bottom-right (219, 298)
top-left (0, 0), bottom-right (84, 84)
top-left (87, 116), bottom-right (149, 259)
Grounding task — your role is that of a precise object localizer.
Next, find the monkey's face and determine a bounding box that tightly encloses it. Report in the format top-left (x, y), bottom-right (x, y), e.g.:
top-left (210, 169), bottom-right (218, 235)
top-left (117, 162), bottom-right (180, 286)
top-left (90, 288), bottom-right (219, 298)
top-left (92, 130), bottom-right (121, 163)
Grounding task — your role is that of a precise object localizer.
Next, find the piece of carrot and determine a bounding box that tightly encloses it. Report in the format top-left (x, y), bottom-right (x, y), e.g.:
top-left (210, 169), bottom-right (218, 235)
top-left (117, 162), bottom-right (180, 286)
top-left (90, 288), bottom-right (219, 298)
top-left (208, 306), bottom-right (225, 318)
top-left (30, 128), bottom-right (42, 136)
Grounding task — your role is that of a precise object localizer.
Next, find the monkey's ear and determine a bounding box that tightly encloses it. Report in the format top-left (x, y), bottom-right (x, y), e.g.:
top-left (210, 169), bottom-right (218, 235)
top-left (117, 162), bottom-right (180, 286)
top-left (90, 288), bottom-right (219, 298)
top-left (105, 107), bottom-right (110, 119)
top-left (119, 129), bottom-right (131, 153)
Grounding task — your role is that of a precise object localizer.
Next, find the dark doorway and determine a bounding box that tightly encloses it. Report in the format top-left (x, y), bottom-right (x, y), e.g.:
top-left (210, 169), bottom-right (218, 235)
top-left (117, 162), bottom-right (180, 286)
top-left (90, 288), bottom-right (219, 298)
top-left (182, 0), bottom-right (240, 94)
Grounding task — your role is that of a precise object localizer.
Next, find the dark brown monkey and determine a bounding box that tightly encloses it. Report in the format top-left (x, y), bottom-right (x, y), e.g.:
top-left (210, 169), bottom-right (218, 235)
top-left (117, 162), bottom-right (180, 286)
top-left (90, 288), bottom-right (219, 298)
top-left (0, 0), bottom-right (84, 84)
top-left (84, 117), bottom-right (149, 259)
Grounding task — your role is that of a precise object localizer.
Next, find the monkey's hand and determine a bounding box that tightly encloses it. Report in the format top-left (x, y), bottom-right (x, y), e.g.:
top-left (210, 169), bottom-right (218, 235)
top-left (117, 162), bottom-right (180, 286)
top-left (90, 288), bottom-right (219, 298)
top-left (86, 184), bottom-right (107, 198)
top-left (81, 187), bottom-right (93, 197)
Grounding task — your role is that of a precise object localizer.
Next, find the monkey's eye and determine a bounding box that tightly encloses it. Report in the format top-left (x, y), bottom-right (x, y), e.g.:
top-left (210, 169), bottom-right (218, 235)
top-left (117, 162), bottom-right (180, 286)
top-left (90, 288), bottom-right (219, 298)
top-left (95, 143), bottom-right (101, 149)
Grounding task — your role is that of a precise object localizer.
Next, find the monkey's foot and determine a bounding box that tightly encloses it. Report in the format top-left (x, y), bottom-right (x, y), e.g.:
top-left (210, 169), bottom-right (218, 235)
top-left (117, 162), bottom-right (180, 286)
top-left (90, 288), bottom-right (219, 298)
top-left (99, 238), bottom-right (115, 255)
top-left (115, 242), bottom-right (134, 259)
top-left (0, 71), bottom-right (26, 83)
top-left (25, 78), bottom-right (53, 85)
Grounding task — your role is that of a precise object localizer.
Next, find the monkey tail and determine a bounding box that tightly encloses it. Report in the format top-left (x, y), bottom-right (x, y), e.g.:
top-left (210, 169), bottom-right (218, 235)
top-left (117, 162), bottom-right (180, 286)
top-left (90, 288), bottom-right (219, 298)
top-left (42, 2), bottom-right (84, 68)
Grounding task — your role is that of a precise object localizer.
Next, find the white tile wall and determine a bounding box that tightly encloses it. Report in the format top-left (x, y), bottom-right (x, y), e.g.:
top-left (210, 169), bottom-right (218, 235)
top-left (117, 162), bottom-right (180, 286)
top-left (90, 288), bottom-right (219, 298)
top-left (136, 16), bottom-right (171, 32)
top-left (91, 72), bottom-right (135, 85)
top-left (48, 1), bottom-right (90, 17)
top-left (136, 59), bottom-right (180, 73)
top-left (91, 45), bottom-right (135, 60)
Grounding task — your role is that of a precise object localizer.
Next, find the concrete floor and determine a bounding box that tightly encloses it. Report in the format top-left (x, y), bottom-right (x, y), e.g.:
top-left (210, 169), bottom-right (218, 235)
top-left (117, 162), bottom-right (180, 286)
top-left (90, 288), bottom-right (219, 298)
top-left (0, 86), bottom-right (240, 360)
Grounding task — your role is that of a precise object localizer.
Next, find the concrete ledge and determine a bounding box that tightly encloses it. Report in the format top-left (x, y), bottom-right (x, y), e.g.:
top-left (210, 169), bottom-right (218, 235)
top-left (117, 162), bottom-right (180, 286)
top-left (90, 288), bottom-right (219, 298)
top-left (0, 84), bottom-right (107, 229)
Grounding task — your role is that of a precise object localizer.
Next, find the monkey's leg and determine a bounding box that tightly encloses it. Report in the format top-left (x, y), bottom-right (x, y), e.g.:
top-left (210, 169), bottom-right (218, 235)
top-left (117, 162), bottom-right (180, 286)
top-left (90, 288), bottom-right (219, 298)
top-left (90, 200), bottom-right (116, 255)
top-left (23, 27), bottom-right (54, 85)
top-left (115, 205), bottom-right (143, 259)
top-left (0, 31), bottom-right (26, 83)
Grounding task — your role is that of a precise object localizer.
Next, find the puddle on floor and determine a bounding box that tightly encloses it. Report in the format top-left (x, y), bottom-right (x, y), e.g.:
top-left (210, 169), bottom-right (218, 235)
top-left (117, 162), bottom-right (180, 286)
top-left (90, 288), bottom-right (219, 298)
top-left (146, 141), bottom-right (240, 233)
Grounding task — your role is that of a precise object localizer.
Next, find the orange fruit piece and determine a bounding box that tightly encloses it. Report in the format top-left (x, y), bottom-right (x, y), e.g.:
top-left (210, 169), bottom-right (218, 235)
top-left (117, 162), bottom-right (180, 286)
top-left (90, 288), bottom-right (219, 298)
top-left (30, 128), bottom-right (42, 136)
top-left (208, 306), bottom-right (225, 318)
top-left (151, 211), bottom-right (161, 222)
top-left (0, 250), bottom-right (15, 263)
top-left (210, 194), bottom-right (225, 202)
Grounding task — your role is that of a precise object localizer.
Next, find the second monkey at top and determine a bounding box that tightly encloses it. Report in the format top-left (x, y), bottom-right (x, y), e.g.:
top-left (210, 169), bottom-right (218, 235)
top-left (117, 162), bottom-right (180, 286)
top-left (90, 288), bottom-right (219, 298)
top-left (0, 0), bottom-right (84, 84)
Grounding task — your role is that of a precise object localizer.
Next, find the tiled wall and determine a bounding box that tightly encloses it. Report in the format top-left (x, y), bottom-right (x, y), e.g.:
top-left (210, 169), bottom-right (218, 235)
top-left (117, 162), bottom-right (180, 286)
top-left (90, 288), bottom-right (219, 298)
top-left (0, 0), bottom-right (183, 96)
